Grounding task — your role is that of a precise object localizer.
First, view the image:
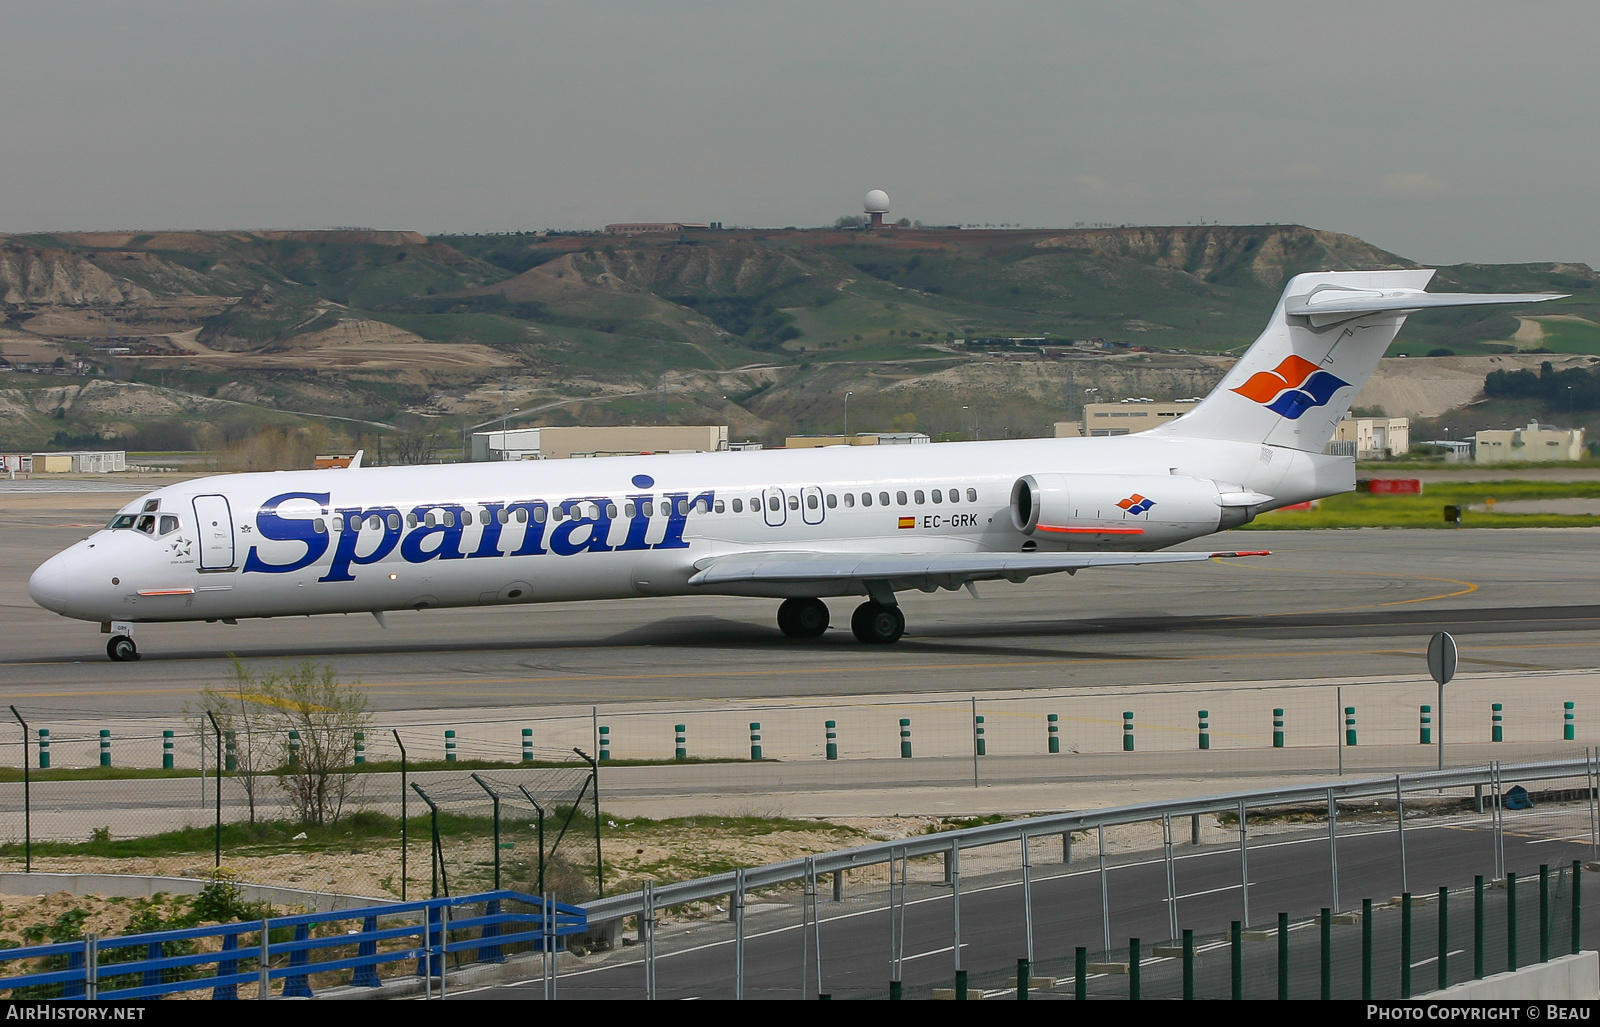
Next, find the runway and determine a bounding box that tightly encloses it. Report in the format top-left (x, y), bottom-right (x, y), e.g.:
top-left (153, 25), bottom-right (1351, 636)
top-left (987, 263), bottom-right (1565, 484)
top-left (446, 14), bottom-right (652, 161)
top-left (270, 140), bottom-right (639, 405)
top-left (4, 486), bottom-right (1599, 717)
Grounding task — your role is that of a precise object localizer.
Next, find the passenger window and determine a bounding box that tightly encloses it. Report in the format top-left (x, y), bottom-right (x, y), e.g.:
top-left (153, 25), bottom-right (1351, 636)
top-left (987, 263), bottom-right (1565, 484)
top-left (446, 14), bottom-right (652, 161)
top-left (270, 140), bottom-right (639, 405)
top-left (624, 502), bottom-right (636, 518)
top-left (768, 496), bottom-right (780, 512)
top-left (159, 515), bottom-right (179, 534)
top-left (879, 492), bottom-right (890, 506)
top-left (967, 488), bottom-right (977, 503)
top-left (313, 518), bottom-right (327, 534)
top-left (694, 499), bottom-right (709, 514)
top-left (807, 494), bottom-right (819, 510)
top-left (406, 513), bottom-right (418, 528)
top-left (931, 490), bottom-right (942, 504)
top-left (788, 496), bottom-right (799, 510)
top-left (389, 513), bottom-right (402, 530)
top-left (861, 493), bottom-right (872, 507)
top-left (844, 493), bottom-right (855, 508)
top-left (914, 490), bottom-right (925, 504)
top-left (714, 500), bottom-right (725, 513)
top-left (370, 514), bottom-right (383, 530)
top-left (732, 498), bottom-right (743, 513)
top-left (496, 509), bottom-right (508, 525)
top-left (607, 503), bottom-right (619, 518)
top-left (896, 491), bottom-right (907, 506)
top-left (531, 507), bottom-right (545, 523)
top-left (826, 494), bottom-right (837, 508)
top-left (461, 511), bottom-right (473, 526)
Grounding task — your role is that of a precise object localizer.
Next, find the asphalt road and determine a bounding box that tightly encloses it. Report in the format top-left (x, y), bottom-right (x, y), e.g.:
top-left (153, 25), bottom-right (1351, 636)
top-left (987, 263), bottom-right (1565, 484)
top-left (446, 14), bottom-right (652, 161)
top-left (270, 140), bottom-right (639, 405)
top-left (466, 804), bottom-right (1600, 1000)
top-left (4, 485), bottom-right (1599, 716)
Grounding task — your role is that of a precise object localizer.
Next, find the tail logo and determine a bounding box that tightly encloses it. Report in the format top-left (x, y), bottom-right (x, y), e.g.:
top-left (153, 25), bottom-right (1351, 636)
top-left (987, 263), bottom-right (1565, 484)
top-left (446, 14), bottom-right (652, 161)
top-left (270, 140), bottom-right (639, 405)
top-left (1117, 494), bottom-right (1155, 515)
top-left (1231, 355), bottom-right (1350, 420)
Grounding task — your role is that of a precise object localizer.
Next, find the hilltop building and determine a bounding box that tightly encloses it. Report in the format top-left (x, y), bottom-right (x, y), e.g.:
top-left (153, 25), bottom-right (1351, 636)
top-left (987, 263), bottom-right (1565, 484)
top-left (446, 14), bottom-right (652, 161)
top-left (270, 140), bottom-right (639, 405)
top-left (471, 425), bottom-right (729, 461)
top-left (784, 433), bottom-right (929, 449)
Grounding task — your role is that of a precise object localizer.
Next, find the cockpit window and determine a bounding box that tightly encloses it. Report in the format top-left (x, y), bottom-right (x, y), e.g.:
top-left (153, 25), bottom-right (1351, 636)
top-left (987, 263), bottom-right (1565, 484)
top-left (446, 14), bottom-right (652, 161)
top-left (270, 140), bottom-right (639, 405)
top-left (108, 514), bottom-right (138, 530)
top-left (158, 515), bottom-right (179, 535)
top-left (135, 515), bottom-right (157, 535)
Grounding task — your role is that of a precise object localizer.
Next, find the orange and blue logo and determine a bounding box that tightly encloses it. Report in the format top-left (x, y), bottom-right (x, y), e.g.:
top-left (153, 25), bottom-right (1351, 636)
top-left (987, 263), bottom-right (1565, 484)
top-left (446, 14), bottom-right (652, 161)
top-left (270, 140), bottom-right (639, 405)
top-left (1117, 494), bottom-right (1155, 515)
top-left (1231, 355), bottom-right (1349, 420)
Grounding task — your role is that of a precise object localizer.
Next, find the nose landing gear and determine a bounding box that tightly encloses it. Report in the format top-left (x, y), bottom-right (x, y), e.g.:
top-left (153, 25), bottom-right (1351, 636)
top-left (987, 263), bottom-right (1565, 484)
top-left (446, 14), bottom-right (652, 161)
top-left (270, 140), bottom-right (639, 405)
top-left (106, 635), bottom-right (139, 662)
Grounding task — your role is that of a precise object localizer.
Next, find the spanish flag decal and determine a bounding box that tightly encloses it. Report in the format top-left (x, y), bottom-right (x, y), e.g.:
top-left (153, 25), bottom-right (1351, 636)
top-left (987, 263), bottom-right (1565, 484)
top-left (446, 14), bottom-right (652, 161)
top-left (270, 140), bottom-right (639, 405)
top-left (898, 517), bottom-right (915, 529)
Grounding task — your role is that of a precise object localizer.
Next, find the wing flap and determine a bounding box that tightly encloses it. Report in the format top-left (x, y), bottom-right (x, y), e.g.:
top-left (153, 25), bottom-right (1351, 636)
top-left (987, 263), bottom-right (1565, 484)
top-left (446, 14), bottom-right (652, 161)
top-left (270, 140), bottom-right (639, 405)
top-left (688, 548), bottom-right (1269, 590)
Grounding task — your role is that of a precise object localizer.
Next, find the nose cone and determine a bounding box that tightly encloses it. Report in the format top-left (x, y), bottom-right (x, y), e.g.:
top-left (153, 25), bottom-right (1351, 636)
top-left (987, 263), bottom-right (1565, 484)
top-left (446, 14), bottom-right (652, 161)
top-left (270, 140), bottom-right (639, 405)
top-left (29, 544), bottom-right (102, 618)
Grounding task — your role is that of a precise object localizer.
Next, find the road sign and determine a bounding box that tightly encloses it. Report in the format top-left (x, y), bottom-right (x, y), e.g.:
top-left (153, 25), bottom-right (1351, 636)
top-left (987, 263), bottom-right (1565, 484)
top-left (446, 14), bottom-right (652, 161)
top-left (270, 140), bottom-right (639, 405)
top-left (1427, 631), bottom-right (1457, 686)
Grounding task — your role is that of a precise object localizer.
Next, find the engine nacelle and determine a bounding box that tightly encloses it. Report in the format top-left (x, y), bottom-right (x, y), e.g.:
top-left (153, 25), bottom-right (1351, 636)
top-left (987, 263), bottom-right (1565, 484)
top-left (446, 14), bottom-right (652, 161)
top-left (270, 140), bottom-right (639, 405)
top-left (1009, 473), bottom-right (1255, 545)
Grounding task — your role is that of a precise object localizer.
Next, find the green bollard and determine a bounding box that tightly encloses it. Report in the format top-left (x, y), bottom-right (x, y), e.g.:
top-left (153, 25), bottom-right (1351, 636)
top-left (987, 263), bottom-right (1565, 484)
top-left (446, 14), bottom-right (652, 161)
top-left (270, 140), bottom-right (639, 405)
top-left (1047, 713), bottom-right (1060, 754)
top-left (224, 730), bottom-right (237, 772)
top-left (1402, 893), bottom-right (1413, 998)
top-left (599, 725), bottom-right (610, 762)
top-left (287, 729), bottom-right (299, 768)
top-left (1231, 920), bottom-right (1242, 1000)
top-left (1182, 929), bottom-right (1194, 1000)
top-left (1198, 710), bottom-right (1210, 750)
top-left (162, 729), bottom-right (173, 770)
top-left (99, 728), bottom-right (110, 767)
top-left (1475, 875), bottom-right (1485, 980)
top-left (444, 729), bottom-right (455, 762)
top-left (955, 969), bottom-right (967, 1001)
top-left (1507, 872), bottom-right (1518, 971)
top-left (1344, 707), bottom-right (1357, 746)
top-left (521, 728), bottom-right (532, 763)
top-left (1493, 703), bottom-right (1504, 742)
top-left (899, 718), bottom-right (911, 758)
top-left (37, 728), bottom-right (48, 770)
top-left (974, 715), bottom-right (986, 756)
top-left (1540, 864), bottom-right (1550, 963)
top-left (825, 720), bottom-right (837, 760)
top-left (749, 722), bottom-right (761, 761)
top-left (1278, 911), bottom-right (1289, 1001)
top-left (1439, 886), bottom-right (1449, 991)
top-left (1574, 860), bottom-right (1584, 957)
top-left (889, 980), bottom-right (902, 1001)
top-left (1321, 908), bottom-right (1332, 1001)
top-left (1075, 946), bottom-right (1087, 1001)
top-left (1565, 702), bottom-right (1576, 741)
top-left (1016, 957), bottom-right (1029, 1001)
top-left (675, 724), bottom-right (686, 761)
top-left (1420, 705), bottom-right (1432, 745)
top-left (1129, 938), bottom-right (1140, 1000)
top-left (1362, 897), bottom-right (1373, 999)
top-left (1273, 708), bottom-right (1284, 748)
top-left (353, 730), bottom-right (364, 764)
top-left (1123, 711), bottom-right (1134, 752)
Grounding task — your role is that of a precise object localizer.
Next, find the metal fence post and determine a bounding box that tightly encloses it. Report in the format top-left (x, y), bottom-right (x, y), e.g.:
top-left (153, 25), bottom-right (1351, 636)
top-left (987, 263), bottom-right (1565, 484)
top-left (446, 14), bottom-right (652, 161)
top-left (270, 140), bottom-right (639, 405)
top-left (733, 867), bottom-right (746, 1000)
top-left (1396, 775), bottom-right (1408, 896)
top-left (1163, 814), bottom-right (1178, 941)
top-left (1439, 886), bottom-right (1450, 992)
top-left (1129, 937), bottom-right (1141, 1000)
top-left (1182, 929), bottom-right (1194, 1001)
top-left (1401, 892), bottom-right (1412, 999)
top-left (1238, 799), bottom-right (1251, 928)
top-left (1507, 871), bottom-right (1518, 972)
top-left (1099, 826), bottom-right (1111, 955)
top-left (642, 879), bottom-right (656, 999)
top-left (949, 839), bottom-right (963, 988)
top-left (1277, 911), bottom-right (1289, 1001)
top-left (1573, 859), bottom-right (1583, 957)
top-left (1328, 789), bottom-right (1340, 912)
top-left (1540, 863), bottom-right (1550, 963)
top-left (1230, 920), bottom-right (1242, 1000)
top-left (1362, 897), bottom-right (1373, 1000)
top-left (1475, 875), bottom-right (1485, 980)
top-left (9, 707), bottom-right (29, 874)
top-left (1321, 908), bottom-right (1332, 1000)
top-left (1021, 832), bottom-right (1035, 964)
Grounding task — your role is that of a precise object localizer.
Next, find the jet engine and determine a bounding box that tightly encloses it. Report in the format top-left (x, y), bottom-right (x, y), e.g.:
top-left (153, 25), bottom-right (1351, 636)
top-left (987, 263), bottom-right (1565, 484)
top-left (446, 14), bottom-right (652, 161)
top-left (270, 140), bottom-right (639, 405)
top-left (1009, 473), bottom-right (1264, 546)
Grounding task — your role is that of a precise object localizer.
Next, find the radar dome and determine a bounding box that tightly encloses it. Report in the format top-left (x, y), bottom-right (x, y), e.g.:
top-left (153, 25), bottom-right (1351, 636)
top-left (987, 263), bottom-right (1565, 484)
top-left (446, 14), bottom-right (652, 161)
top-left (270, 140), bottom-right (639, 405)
top-left (864, 189), bottom-right (890, 214)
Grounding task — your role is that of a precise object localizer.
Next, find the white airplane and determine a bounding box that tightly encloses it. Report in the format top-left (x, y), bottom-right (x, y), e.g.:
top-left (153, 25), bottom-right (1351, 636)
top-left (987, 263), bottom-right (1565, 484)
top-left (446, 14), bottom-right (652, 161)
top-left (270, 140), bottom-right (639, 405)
top-left (29, 270), bottom-right (1561, 661)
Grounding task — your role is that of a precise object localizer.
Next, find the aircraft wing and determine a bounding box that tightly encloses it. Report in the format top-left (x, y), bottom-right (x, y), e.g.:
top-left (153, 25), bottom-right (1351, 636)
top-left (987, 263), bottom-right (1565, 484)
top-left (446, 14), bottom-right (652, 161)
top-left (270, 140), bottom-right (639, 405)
top-left (687, 548), bottom-right (1269, 592)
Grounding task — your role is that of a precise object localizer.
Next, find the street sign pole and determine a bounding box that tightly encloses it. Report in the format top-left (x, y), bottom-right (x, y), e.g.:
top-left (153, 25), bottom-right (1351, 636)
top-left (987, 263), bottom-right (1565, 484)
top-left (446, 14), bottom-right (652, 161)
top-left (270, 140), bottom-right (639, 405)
top-left (1428, 632), bottom-right (1458, 773)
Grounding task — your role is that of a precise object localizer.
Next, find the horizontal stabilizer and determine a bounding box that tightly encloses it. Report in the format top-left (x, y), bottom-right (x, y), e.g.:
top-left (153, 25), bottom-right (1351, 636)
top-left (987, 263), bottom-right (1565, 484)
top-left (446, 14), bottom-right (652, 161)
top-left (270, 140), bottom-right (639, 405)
top-left (689, 548), bottom-right (1269, 592)
top-left (1287, 287), bottom-right (1565, 327)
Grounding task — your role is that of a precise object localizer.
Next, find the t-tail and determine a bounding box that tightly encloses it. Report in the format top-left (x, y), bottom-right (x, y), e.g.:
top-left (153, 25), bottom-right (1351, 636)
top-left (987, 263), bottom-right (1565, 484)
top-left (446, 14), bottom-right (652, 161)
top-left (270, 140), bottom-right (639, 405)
top-left (1152, 270), bottom-right (1565, 452)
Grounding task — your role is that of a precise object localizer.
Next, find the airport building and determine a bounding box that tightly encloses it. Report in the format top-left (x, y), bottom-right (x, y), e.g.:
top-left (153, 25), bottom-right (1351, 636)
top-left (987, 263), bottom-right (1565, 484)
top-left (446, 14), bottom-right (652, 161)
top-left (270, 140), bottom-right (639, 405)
top-left (1473, 422), bottom-right (1586, 463)
top-left (1079, 400), bottom-right (1198, 437)
top-left (603, 223), bottom-right (713, 235)
top-left (5, 451), bottom-right (127, 473)
top-left (1327, 417), bottom-right (1410, 459)
top-left (783, 433), bottom-right (930, 449)
top-left (470, 425), bottom-right (729, 461)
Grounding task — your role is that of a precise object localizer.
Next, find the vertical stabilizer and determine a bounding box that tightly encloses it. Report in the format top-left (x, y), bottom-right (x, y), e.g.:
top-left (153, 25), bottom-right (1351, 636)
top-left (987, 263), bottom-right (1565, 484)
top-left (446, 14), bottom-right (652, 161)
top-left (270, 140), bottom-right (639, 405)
top-left (1153, 270), bottom-right (1564, 453)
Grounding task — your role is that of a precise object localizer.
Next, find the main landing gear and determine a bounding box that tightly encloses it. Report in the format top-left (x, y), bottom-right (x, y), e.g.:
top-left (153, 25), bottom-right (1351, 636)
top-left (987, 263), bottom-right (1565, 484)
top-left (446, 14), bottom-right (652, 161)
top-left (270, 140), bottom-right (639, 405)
top-left (107, 635), bottom-right (139, 662)
top-left (775, 597), bottom-right (905, 644)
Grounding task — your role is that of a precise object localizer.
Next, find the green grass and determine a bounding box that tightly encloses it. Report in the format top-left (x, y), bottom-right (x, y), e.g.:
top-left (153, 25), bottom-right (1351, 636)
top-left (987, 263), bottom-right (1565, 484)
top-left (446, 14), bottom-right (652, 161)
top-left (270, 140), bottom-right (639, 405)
top-left (1529, 318), bottom-right (1600, 355)
top-left (1243, 480), bottom-right (1600, 529)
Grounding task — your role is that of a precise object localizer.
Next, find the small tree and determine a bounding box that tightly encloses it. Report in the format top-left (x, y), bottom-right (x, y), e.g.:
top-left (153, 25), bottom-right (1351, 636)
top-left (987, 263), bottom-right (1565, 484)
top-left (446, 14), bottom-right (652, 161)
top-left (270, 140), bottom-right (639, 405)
top-left (193, 659), bottom-right (370, 826)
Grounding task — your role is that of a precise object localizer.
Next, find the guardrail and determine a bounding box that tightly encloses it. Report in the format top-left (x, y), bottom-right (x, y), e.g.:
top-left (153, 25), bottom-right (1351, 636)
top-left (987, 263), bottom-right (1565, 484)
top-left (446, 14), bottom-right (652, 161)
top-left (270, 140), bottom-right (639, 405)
top-left (0, 889), bottom-right (585, 1000)
top-left (586, 754), bottom-right (1600, 926)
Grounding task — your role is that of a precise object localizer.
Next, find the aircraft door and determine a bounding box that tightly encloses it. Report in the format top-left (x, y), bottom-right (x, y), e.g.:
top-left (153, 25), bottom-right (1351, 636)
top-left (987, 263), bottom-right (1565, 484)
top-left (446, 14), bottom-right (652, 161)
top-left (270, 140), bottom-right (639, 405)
top-left (801, 485), bottom-right (825, 525)
top-left (192, 494), bottom-right (236, 570)
top-left (763, 487), bottom-right (787, 527)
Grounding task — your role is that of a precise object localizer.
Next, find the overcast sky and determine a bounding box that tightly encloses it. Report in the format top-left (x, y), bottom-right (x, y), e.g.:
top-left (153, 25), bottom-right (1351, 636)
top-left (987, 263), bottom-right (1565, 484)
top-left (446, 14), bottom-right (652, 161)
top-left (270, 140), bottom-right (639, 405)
top-left (3, 1), bottom-right (1596, 266)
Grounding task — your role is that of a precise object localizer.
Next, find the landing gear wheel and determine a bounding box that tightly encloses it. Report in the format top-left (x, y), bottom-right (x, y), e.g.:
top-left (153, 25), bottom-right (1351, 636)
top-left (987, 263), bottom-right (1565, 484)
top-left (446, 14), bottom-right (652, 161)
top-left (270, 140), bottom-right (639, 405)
top-left (106, 635), bottom-right (139, 662)
top-left (851, 601), bottom-right (905, 644)
top-left (777, 597), bottom-right (830, 638)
